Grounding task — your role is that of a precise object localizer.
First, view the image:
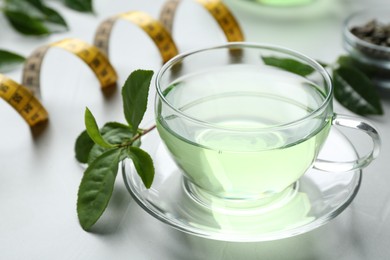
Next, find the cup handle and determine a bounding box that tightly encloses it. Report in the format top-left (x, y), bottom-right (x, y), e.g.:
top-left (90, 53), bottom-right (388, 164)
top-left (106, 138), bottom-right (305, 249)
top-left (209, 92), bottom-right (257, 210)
top-left (313, 114), bottom-right (381, 172)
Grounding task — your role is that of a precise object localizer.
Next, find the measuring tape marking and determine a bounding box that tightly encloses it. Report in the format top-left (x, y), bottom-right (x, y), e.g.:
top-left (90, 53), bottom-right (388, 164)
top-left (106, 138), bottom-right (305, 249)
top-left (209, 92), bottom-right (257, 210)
top-left (22, 38), bottom-right (118, 99)
top-left (159, 0), bottom-right (244, 42)
top-left (0, 74), bottom-right (48, 127)
top-left (160, 0), bottom-right (181, 33)
top-left (94, 11), bottom-right (179, 64)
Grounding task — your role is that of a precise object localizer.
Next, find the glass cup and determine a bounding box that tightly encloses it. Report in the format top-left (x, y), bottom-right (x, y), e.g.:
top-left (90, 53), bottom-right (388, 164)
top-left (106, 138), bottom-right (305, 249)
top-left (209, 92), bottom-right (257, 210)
top-left (343, 8), bottom-right (390, 89)
top-left (155, 42), bottom-right (380, 210)
top-left (242, 0), bottom-right (316, 7)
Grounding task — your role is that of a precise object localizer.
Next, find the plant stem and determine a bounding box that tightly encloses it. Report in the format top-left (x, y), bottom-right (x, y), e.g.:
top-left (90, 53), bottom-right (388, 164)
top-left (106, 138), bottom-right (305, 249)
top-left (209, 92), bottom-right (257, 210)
top-left (119, 124), bottom-right (156, 147)
top-left (135, 124), bottom-right (156, 141)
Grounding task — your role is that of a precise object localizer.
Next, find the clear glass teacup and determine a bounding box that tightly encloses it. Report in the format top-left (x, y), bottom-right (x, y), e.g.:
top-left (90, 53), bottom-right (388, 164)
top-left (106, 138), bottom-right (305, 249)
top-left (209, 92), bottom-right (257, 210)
top-left (155, 42), bottom-right (380, 209)
top-left (243, 0), bottom-right (315, 7)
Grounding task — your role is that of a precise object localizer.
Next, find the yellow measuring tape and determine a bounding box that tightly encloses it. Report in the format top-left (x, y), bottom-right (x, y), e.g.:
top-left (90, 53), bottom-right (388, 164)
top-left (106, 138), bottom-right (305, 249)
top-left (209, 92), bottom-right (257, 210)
top-left (22, 38), bottom-right (118, 99)
top-left (94, 11), bottom-right (179, 64)
top-left (160, 0), bottom-right (244, 42)
top-left (4, 3), bottom-right (242, 130)
top-left (0, 74), bottom-right (48, 127)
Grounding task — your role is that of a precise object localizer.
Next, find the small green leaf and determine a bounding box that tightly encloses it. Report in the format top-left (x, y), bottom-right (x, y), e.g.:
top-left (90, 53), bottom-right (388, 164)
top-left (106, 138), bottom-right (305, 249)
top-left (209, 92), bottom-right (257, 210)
top-left (261, 56), bottom-right (315, 77)
top-left (63, 0), bottom-right (93, 13)
top-left (4, 10), bottom-right (50, 35)
top-left (100, 127), bottom-right (134, 145)
top-left (25, 0), bottom-right (68, 28)
top-left (84, 108), bottom-right (115, 149)
top-left (88, 144), bottom-right (132, 166)
top-left (4, 0), bottom-right (68, 35)
top-left (75, 122), bottom-right (136, 165)
top-left (75, 130), bottom-right (95, 164)
top-left (77, 148), bottom-right (122, 231)
top-left (88, 145), bottom-right (110, 166)
top-left (122, 70), bottom-right (154, 134)
top-left (88, 124), bottom-right (134, 165)
top-left (100, 122), bottom-right (131, 136)
top-left (337, 55), bottom-right (377, 79)
top-left (333, 66), bottom-right (383, 115)
top-left (127, 146), bottom-right (155, 189)
top-left (0, 50), bottom-right (25, 73)
top-left (38, 8), bottom-right (68, 33)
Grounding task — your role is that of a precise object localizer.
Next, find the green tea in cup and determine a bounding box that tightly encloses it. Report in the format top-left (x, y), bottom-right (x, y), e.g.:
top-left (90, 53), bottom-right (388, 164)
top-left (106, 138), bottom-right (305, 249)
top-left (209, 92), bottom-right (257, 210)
top-left (155, 43), bottom-right (380, 210)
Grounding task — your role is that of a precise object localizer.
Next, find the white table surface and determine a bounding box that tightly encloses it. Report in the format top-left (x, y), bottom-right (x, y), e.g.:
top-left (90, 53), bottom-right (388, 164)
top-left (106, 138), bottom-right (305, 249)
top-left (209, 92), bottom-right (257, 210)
top-left (1, 0), bottom-right (389, 259)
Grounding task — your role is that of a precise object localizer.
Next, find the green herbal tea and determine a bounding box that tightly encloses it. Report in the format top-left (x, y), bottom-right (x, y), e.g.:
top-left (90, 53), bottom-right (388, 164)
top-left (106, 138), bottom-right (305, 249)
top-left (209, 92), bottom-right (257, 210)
top-left (157, 65), bottom-right (330, 199)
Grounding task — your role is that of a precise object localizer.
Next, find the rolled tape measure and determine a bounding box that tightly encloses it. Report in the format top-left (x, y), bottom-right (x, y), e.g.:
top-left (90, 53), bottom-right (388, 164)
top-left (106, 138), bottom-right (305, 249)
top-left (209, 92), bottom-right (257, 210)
top-left (22, 38), bottom-right (118, 99)
top-left (160, 0), bottom-right (244, 42)
top-left (94, 11), bottom-right (179, 64)
top-left (0, 74), bottom-right (48, 127)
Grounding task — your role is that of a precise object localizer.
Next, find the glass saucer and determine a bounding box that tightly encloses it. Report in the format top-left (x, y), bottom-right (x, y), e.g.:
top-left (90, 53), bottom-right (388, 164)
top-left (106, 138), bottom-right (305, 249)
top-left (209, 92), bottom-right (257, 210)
top-left (122, 128), bottom-right (361, 242)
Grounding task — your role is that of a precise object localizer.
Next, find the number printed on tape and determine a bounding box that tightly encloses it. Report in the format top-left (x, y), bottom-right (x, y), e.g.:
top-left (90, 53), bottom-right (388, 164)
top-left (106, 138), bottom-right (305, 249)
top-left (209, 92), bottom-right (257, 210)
top-left (0, 74), bottom-right (48, 127)
top-left (159, 0), bottom-right (244, 42)
top-left (94, 11), bottom-right (179, 64)
top-left (22, 38), bottom-right (118, 99)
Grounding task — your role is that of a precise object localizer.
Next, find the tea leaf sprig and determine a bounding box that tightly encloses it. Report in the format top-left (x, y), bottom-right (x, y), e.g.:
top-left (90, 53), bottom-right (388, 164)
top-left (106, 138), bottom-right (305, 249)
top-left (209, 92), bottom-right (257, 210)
top-left (74, 56), bottom-right (383, 231)
top-left (75, 70), bottom-right (155, 231)
top-left (261, 55), bottom-right (383, 116)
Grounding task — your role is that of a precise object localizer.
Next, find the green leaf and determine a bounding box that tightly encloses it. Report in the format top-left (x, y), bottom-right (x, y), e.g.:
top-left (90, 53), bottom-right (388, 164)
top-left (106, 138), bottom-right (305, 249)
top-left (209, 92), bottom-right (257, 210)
top-left (63, 0), bottom-right (93, 13)
top-left (88, 145), bottom-right (110, 166)
top-left (4, 0), bottom-right (68, 35)
top-left (122, 70), bottom-right (154, 134)
top-left (4, 10), bottom-right (50, 35)
top-left (337, 55), bottom-right (378, 79)
top-left (75, 130), bottom-right (95, 164)
top-left (77, 148), bottom-right (122, 231)
top-left (25, 0), bottom-right (67, 28)
top-left (100, 126), bottom-right (134, 145)
top-left (88, 123), bottom-right (135, 165)
top-left (126, 146), bottom-right (155, 189)
top-left (38, 7), bottom-right (68, 32)
top-left (74, 122), bottom-right (137, 165)
top-left (261, 56), bottom-right (315, 77)
top-left (100, 122), bottom-right (131, 136)
top-left (0, 50), bottom-right (25, 73)
top-left (333, 66), bottom-right (383, 115)
top-left (84, 108), bottom-right (115, 149)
